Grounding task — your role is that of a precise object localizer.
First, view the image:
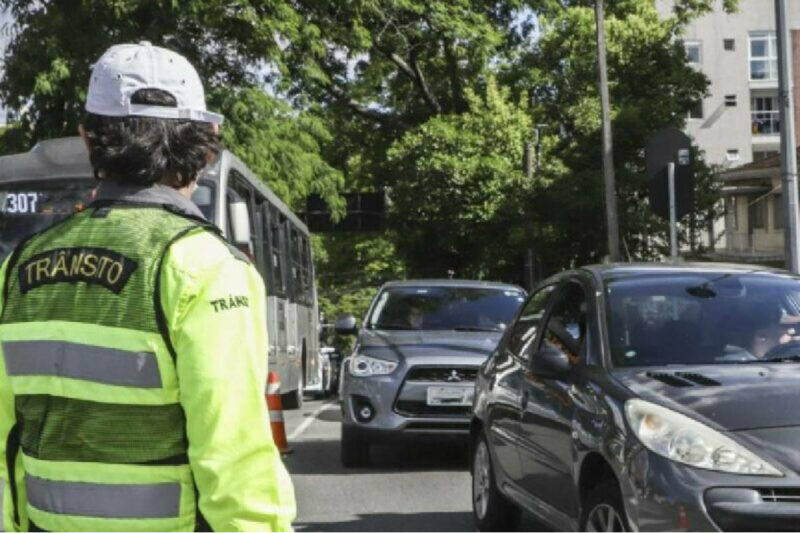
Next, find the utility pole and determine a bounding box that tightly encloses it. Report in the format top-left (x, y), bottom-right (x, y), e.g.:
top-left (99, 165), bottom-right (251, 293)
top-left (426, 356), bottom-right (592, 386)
top-left (595, 0), bottom-right (621, 262)
top-left (776, 0), bottom-right (800, 273)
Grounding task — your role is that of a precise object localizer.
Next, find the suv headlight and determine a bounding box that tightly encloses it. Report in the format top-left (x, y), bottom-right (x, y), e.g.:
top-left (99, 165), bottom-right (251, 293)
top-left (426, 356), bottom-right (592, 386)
top-left (349, 354), bottom-right (398, 377)
top-left (625, 399), bottom-right (782, 476)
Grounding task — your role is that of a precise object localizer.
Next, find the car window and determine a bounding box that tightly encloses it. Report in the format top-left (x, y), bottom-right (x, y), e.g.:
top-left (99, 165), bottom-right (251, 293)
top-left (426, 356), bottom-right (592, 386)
top-left (506, 284), bottom-right (557, 361)
top-left (367, 286), bottom-right (526, 332)
top-left (540, 281), bottom-right (588, 363)
top-left (607, 273), bottom-right (800, 366)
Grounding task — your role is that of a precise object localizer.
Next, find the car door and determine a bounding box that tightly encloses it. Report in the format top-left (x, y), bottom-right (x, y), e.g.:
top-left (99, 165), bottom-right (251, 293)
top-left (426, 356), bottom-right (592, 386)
top-left (486, 284), bottom-right (557, 488)
top-left (517, 279), bottom-right (590, 518)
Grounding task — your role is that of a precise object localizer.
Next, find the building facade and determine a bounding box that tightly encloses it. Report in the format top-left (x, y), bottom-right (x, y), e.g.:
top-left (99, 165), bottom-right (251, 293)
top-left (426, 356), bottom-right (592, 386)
top-left (656, 0), bottom-right (800, 264)
top-left (656, 0), bottom-right (800, 168)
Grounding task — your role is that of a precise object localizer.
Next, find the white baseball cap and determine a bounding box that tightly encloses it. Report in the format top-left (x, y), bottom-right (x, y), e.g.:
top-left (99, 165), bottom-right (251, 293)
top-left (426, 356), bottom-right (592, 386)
top-left (86, 41), bottom-right (223, 125)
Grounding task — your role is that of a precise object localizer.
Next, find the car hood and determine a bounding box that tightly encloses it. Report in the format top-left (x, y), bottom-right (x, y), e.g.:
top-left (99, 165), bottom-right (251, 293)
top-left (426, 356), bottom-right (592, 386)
top-left (612, 364), bottom-right (800, 431)
top-left (356, 329), bottom-right (501, 365)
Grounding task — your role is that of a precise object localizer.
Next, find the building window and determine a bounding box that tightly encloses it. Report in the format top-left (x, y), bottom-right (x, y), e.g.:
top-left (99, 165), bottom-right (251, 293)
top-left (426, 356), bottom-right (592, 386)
top-left (689, 98), bottom-right (703, 119)
top-left (727, 197), bottom-right (739, 231)
top-left (724, 38), bottom-right (735, 51)
top-left (751, 95), bottom-right (780, 134)
top-left (726, 149), bottom-right (740, 162)
top-left (725, 94), bottom-right (737, 107)
top-left (749, 32), bottom-right (778, 81)
top-left (685, 42), bottom-right (702, 66)
top-left (753, 150), bottom-right (779, 161)
top-left (750, 196), bottom-right (767, 229)
top-left (774, 194), bottom-right (784, 230)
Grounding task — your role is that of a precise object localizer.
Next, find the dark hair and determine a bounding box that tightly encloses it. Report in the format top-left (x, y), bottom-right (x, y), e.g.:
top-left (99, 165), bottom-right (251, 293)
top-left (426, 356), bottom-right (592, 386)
top-left (82, 89), bottom-right (220, 187)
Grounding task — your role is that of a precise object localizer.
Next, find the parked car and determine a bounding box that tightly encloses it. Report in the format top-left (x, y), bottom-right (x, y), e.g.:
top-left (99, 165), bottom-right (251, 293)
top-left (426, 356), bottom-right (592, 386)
top-left (336, 280), bottom-right (526, 467)
top-left (472, 263), bottom-right (800, 532)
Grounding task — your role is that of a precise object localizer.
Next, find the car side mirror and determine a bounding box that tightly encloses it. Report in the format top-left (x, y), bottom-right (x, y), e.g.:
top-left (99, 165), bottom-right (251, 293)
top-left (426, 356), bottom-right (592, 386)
top-left (229, 202), bottom-right (251, 247)
top-left (530, 344), bottom-right (572, 380)
top-left (335, 315), bottom-right (358, 336)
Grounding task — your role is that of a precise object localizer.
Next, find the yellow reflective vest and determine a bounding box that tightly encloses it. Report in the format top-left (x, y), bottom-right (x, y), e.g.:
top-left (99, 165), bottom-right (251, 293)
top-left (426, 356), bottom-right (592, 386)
top-left (0, 188), bottom-right (296, 532)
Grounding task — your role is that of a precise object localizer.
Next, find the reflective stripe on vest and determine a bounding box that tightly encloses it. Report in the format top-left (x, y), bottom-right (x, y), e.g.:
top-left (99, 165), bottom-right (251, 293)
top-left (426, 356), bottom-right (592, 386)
top-left (25, 474), bottom-right (180, 519)
top-left (0, 481), bottom-right (4, 532)
top-left (2, 341), bottom-right (161, 388)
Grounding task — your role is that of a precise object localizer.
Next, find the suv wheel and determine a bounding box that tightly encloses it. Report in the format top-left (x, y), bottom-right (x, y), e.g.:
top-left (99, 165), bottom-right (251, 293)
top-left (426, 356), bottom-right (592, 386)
top-left (472, 434), bottom-right (521, 531)
top-left (341, 425), bottom-right (370, 467)
top-left (581, 480), bottom-right (628, 532)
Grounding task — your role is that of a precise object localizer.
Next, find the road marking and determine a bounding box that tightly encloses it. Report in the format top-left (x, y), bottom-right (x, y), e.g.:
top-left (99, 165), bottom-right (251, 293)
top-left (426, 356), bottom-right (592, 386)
top-left (288, 400), bottom-right (339, 441)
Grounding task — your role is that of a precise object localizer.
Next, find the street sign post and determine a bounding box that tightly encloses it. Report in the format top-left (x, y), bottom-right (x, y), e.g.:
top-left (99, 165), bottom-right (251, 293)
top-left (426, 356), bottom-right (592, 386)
top-left (646, 127), bottom-right (695, 259)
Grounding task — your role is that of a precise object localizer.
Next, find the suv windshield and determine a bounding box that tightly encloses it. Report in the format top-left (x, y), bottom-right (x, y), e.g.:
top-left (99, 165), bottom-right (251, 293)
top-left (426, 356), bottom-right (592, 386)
top-left (607, 272), bottom-right (800, 367)
top-left (367, 286), bottom-right (525, 332)
top-left (0, 178), bottom-right (96, 260)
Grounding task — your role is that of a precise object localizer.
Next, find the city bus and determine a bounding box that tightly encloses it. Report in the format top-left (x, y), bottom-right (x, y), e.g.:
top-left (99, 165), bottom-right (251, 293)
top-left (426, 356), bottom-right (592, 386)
top-left (0, 137), bottom-right (319, 408)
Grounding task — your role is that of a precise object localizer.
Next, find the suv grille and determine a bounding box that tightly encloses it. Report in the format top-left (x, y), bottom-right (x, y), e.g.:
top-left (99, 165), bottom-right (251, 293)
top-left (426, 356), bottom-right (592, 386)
top-left (759, 488), bottom-right (800, 503)
top-left (395, 400), bottom-right (472, 418)
top-left (406, 366), bottom-right (478, 383)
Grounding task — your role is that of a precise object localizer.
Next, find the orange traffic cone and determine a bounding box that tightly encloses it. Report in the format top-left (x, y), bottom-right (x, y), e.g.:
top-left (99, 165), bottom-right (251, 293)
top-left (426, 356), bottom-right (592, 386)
top-left (266, 371), bottom-right (292, 455)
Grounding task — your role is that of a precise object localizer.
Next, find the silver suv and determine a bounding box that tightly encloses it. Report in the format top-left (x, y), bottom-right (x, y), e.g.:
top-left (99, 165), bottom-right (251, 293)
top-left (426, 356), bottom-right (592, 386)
top-left (335, 280), bottom-right (525, 467)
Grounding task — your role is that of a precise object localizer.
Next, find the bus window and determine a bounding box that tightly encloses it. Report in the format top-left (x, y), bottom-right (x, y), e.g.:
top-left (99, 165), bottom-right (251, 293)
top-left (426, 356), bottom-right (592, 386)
top-left (300, 235), bottom-right (312, 304)
top-left (290, 228), bottom-right (301, 301)
top-left (227, 170), bottom-right (259, 258)
top-left (190, 181), bottom-right (216, 221)
top-left (0, 178), bottom-right (95, 259)
top-left (270, 209), bottom-right (287, 296)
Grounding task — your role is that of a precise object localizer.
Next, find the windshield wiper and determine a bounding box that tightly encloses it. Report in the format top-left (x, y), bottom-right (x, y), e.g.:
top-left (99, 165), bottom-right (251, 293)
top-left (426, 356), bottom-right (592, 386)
top-left (761, 354), bottom-right (800, 363)
top-left (452, 326), bottom-right (502, 332)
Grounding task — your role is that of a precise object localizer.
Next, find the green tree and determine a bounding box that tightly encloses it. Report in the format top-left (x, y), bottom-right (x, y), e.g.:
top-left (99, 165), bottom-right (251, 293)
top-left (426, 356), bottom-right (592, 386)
top-left (387, 78), bottom-right (536, 278)
top-left (0, 0), bottom-right (344, 212)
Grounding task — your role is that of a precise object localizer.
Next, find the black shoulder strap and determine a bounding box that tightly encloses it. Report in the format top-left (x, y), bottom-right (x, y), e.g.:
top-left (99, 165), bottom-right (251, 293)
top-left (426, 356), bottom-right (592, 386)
top-left (5, 423), bottom-right (20, 527)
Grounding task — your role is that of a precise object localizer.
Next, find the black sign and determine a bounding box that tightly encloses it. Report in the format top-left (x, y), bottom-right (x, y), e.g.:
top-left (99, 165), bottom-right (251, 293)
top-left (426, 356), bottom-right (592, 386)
top-left (646, 127), bottom-right (695, 220)
top-left (303, 192), bottom-right (386, 233)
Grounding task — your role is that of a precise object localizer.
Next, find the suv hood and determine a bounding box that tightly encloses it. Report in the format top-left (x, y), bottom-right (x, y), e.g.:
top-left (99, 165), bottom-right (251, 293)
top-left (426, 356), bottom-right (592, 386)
top-left (612, 364), bottom-right (800, 431)
top-left (357, 329), bottom-right (501, 365)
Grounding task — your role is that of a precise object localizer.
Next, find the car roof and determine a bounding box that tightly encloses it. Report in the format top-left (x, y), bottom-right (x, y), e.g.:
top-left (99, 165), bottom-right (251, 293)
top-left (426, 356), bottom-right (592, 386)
top-left (549, 262), bottom-right (791, 288)
top-left (381, 279), bottom-right (524, 291)
top-left (583, 262), bottom-right (787, 278)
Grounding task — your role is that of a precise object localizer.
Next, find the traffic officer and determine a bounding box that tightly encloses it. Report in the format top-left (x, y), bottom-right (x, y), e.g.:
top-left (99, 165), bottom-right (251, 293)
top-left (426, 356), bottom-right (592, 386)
top-left (0, 42), bottom-right (296, 531)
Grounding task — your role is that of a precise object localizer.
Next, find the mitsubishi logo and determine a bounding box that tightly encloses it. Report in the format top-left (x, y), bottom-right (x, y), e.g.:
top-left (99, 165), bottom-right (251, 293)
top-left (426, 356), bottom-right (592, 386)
top-left (446, 369), bottom-right (462, 382)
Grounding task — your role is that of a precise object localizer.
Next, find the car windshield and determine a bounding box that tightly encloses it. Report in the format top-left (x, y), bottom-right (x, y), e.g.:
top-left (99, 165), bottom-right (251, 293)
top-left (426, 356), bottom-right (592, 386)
top-left (607, 272), bottom-right (800, 367)
top-left (0, 178), bottom-right (96, 260)
top-left (367, 286), bottom-right (525, 331)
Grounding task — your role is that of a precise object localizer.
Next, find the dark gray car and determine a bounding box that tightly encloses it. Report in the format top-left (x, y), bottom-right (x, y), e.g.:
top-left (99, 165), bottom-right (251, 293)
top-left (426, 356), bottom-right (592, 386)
top-left (337, 280), bottom-right (526, 467)
top-left (472, 263), bottom-right (800, 531)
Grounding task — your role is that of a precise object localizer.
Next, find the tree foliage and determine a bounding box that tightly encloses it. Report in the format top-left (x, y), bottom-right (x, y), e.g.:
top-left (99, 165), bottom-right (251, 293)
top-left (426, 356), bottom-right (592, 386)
top-left (0, 0), bottom-right (344, 212)
top-left (387, 79), bottom-right (536, 278)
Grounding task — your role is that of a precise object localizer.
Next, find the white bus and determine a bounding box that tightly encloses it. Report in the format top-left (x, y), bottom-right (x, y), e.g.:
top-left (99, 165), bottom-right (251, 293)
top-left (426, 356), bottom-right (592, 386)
top-left (0, 137), bottom-right (319, 407)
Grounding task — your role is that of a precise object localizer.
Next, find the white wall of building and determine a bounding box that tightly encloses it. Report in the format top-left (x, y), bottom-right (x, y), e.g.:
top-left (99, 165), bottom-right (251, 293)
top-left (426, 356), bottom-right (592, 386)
top-left (656, 0), bottom-right (800, 168)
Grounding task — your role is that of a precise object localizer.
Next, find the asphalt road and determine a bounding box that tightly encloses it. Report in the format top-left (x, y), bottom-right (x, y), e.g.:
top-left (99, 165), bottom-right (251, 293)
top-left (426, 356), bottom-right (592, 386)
top-left (282, 397), bottom-right (545, 532)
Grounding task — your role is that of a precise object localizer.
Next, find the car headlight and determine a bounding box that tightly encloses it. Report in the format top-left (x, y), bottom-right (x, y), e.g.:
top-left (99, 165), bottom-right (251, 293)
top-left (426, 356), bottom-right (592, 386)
top-left (349, 354), bottom-right (398, 377)
top-left (625, 399), bottom-right (782, 476)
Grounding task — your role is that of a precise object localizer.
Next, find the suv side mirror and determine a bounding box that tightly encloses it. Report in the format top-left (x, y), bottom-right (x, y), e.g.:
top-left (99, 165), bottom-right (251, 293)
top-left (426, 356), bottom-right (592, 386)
top-left (229, 202), bottom-right (251, 247)
top-left (335, 315), bottom-right (358, 335)
top-left (530, 344), bottom-right (572, 380)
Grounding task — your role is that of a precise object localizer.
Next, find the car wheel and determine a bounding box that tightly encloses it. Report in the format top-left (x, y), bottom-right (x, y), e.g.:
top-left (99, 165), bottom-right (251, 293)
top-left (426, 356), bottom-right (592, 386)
top-left (581, 480), bottom-right (629, 532)
top-left (340, 425), bottom-right (370, 468)
top-left (472, 434), bottom-right (521, 532)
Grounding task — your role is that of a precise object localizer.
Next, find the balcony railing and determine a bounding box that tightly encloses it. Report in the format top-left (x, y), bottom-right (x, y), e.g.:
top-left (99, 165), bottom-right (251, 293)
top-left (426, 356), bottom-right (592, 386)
top-left (752, 110), bottom-right (780, 135)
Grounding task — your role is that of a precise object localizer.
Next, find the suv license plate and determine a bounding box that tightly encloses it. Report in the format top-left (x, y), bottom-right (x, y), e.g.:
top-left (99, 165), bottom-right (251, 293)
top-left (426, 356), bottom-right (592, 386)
top-left (426, 385), bottom-right (474, 406)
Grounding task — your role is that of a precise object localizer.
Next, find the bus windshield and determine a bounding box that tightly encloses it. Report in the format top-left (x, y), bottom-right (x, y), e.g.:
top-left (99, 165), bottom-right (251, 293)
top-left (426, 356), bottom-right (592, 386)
top-left (0, 178), bottom-right (95, 259)
top-left (0, 179), bottom-right (219, 260)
